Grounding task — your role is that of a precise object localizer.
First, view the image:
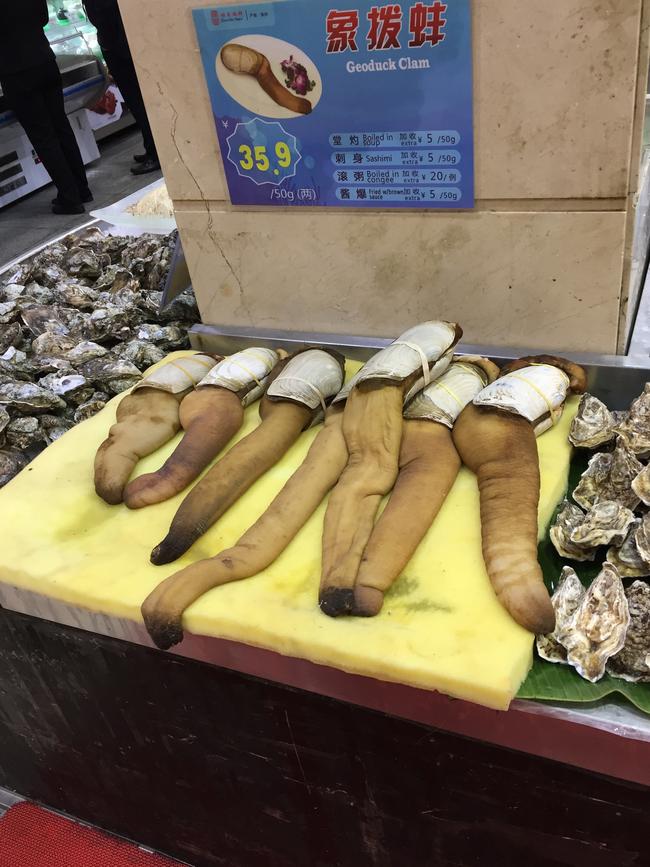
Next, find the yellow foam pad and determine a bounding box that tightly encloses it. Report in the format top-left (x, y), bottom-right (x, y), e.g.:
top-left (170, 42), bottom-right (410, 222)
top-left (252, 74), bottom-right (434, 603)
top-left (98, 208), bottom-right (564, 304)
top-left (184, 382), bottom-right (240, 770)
top-left (0, 352), bottom-right (577, 710)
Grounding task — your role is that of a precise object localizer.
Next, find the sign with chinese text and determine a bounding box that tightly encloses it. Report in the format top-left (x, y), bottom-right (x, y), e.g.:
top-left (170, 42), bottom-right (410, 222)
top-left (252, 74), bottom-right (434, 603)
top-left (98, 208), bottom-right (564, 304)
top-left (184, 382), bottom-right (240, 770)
top-left (193, 0), bottom-right (473, 208)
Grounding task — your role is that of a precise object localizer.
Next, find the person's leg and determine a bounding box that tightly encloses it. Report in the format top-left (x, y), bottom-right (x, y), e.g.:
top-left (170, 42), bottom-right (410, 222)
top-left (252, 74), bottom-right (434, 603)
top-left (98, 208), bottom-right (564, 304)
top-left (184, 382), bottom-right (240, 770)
top-left (41, 58), bottom-right (90, 197)
top-left (103, 44), bottom-right (158, 161)
top-left (2, 61), bottom-right (82, 206)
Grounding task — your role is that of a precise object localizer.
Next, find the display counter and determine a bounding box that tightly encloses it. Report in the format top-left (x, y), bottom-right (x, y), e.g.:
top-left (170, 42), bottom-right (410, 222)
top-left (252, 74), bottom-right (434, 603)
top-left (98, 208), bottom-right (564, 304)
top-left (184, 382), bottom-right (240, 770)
top-left (1, 306), bottom-right (650, 864)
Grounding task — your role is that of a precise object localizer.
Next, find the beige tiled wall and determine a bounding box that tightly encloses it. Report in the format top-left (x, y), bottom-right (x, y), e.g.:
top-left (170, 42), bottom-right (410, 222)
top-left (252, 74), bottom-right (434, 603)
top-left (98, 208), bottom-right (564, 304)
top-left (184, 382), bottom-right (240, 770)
top-left (119, 0), bottom-right (648, 352)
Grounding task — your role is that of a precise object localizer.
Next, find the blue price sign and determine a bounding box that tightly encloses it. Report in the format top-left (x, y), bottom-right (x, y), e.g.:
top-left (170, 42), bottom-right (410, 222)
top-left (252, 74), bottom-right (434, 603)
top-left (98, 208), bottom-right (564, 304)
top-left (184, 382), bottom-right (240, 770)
top-left (226, 118), bottom-right (300, 186)
top-left (193, 0), bottom-right (473, 209)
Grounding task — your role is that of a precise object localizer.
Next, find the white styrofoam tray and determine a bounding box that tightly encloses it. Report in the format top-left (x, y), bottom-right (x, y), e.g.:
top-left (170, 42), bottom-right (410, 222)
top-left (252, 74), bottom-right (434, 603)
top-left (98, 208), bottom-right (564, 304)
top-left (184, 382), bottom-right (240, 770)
top-left (89, 178), bottom-right (175, 235)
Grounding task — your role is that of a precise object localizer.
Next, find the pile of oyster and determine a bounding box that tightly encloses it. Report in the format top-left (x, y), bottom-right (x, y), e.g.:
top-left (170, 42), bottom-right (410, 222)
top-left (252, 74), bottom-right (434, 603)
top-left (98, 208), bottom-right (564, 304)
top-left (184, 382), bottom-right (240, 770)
top-left (541, 388), bottom-right (650, 682)
top-left (0, 227), bottom-right (199, 488)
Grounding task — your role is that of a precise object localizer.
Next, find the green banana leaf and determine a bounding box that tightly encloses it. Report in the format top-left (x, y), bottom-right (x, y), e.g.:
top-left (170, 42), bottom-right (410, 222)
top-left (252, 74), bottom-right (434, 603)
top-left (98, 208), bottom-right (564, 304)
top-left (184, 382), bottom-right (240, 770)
top-left (516, 452), bottom-right (650, 713)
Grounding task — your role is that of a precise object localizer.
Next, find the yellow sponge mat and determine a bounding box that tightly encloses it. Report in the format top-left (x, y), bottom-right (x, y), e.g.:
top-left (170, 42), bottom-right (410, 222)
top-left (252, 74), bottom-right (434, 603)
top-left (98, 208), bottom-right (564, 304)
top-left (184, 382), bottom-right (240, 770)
top-left (0, 353), bottom-right (577, 710)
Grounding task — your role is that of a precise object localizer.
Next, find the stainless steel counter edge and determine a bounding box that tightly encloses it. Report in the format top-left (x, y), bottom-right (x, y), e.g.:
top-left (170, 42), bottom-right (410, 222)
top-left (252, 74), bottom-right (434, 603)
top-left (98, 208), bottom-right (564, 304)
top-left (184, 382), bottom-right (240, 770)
top-left (190, 324), bottom-right (650, 408)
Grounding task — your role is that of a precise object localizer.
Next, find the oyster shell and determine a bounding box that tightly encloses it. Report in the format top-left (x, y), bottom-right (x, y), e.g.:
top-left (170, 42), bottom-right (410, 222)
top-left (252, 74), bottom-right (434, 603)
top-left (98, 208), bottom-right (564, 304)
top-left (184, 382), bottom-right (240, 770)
top-left (40, 414), bottom-right (73, 442)
top-left (569, 500), bottom-right (636, 548)
top-left (86, 305), bottom-right (134, 343)
top-left (96, 285), bottom-right (142, 309)
top-left (55, 282), bottom-right (98, 309)
top-left (120, 235), bottom-right (163, 266)
top-left (138, 290), bottom-right (163, 317)
top-left (73, 391), bottom-right (109, 423)
top-left (30, 243), bottom-right (66, 269)
top-left (30, 332), bottom-right (76, 357)
top-left (2, 262), bottom-right (31, 285)
top-left (6, 416), bottom-right (45, 451)
top-left (65, 341), bottom-right (108, 365)
top-left (572, 439), bottom-right (642, 511)
top-left (0, 301), bottom-right (19, 324)
top-left (0, 380), bottom-right (66, 413)
top-left (120, 339), bottom-right (165, 369)
top-left (0, 347), bottom-right (35, 380)
top-left (30, 355), bottom-right (74, 377)
top-left (22, 282), bottom-right (54, 304)
top-left (64, 247), bottom-right (104, 278)
top-left (607, 581), bottom-right (650, 682)
top-left (568, 393), bottom-right (616, 449)
top-left (70, 226), bottom-right (109, 250)
top-left (21, 305), bottom-right (70, 337)
top-left (159, 291), bottom-right (199, 323)
top-left (0, 322), bottom-right (23, 355)
top-left (38, 372), bottom-right (88, 399)
top-left (136, 323), bottom-right (186, 350)
top-left (0, 406), bottom-right (9, 446)
top-left (58, 308), bottom-right (91, 338)
top-left (561, 563), bottom-right (630, 682)
top-left (79, 356), bottom-right (142, 394)
top-left (631, 464), bottom-right (650, 507)
top-left (0, 449), bottom-right (28, 487)
top-left (93, 265), bottom-right (134, 294)
top-left (606, 521), bottom-right (650, 578)
top-left (0, 283), bottom-right (26, 302)
top-left (614, 383), bottom-right (650, 458)
top-left (634, 512), bottom-right (650, 565)
top-left (30, 264), bottom-right (66, 289)
top-left (549, 500), bottom-right (596, 561)
top-left (536, 566), bottom-right (585, 663)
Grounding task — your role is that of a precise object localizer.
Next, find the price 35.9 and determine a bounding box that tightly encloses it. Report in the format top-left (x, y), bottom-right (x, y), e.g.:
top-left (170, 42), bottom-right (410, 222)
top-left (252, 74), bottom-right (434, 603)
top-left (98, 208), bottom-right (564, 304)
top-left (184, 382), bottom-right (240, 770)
top-left (239, 142), bottom-right (292, 175)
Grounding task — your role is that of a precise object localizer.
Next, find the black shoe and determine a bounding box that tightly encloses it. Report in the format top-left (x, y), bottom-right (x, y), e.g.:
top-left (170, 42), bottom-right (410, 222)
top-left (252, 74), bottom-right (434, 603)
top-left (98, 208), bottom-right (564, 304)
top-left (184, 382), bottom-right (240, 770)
top-left (130, 157), bottom-right (161, 175)
top-left (133, 153), bottom-right (147, 163)
top-left (52, 188), bottom-right (93, 206)
top-left (52, 200), bottom-right (85, 215)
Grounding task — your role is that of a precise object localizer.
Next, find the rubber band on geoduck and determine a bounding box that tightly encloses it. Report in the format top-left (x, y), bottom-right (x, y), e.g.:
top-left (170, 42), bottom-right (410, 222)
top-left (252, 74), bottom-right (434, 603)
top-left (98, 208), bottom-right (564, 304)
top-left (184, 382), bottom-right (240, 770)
top-left (473, 363), bottom-right (573, 436)
top-left (266, 348), bottom-right (344, 426)
top-left (333, 320), bottom-right (461, 405)
top-left (196, 347), bottom-right (280, 406)
top-left (404, 355), bottom-right (500, 427)
top-left (132, 353), bottom-right (220, 395)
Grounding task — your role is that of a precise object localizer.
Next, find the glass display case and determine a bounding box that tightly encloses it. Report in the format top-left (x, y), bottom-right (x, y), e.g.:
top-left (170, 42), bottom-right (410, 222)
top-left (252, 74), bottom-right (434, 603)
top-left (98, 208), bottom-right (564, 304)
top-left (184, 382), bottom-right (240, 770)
top-left (0, 24), bottom-right (106, 124)
top-left (45, 2), bottom-right (102, 61)
top-left (45, 1), bottom-right (135, 139)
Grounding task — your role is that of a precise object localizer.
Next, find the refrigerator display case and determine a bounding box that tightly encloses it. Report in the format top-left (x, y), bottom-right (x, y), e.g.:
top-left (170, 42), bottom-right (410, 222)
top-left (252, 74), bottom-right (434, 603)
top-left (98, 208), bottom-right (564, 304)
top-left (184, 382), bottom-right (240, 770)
top-left (45, 1), bottom-right (136, 139)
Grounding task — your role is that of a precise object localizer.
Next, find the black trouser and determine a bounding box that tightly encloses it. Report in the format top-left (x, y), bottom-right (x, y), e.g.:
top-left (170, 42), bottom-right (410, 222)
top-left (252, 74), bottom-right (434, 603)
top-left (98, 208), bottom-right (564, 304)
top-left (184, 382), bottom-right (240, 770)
top-left (84, 0), bottom-right (157, 159)
top-left (1, 57), bottom-right (88, 204)
top-left (102, 43), bottom-right (157, 159)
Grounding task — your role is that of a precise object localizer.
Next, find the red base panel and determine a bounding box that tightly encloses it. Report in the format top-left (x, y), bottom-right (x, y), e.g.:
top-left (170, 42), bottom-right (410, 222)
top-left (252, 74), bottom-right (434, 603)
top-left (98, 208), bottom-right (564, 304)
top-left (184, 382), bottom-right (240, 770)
top-left (0, 802), bottom-right (185, 867)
